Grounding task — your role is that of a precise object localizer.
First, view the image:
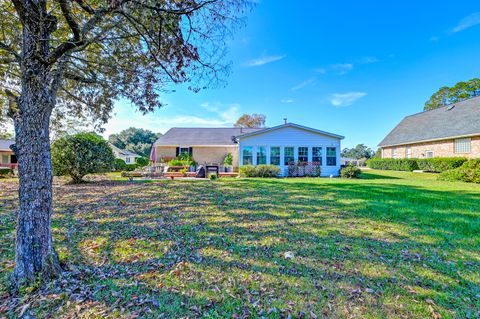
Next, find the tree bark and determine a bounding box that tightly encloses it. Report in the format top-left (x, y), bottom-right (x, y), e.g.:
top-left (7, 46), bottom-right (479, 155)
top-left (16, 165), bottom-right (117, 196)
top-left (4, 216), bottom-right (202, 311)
top-left (11, 1), bottom-right (62, 289)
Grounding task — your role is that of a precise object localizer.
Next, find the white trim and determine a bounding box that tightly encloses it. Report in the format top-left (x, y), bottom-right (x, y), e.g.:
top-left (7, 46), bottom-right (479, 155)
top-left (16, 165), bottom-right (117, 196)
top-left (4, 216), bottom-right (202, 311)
top-left (236, 123), bottom-right (345, 140)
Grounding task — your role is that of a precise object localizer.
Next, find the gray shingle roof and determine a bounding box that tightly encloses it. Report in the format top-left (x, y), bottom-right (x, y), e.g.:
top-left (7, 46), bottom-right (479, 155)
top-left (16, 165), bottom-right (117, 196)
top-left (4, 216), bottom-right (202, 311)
top-left (0, 139), bottom-right (14, 152)
top-left (379, 97), bottom-right (480, 147)
top-left (109, 143), bottom-right (140, 157)
top-left (154, 127), bottom-right (263, 146)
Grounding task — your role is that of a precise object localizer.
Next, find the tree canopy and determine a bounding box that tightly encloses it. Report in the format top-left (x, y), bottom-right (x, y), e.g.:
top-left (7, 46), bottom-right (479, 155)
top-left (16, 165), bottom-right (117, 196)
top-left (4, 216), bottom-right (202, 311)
top-left (424, 78), bottom-right (480, 110)
top-left (108, 127), bottom-right (160, 157)
top-left (234, 113), bottom-right (266, 128)
top-left (341, 144), bottom-right (374, 160)
top-left (0, 0), bottom-right (251, 126)
top-left (0, 0), bottom-right (251, 289)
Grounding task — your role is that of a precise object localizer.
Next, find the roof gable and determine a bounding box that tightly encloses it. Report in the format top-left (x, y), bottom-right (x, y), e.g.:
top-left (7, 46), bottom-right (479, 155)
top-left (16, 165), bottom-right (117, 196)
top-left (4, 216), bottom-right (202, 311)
top-left (236, 123), bottom-right (344, 140)
top-left (379, 97), bottom-right (480, 147)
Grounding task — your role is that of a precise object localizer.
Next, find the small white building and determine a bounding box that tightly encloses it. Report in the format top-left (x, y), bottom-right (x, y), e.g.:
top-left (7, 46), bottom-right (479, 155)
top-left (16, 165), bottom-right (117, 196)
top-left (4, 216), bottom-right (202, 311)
top-left (236, 123), bottom-right (344, 176)
top-left (109, 143), bottom-right (141, 164)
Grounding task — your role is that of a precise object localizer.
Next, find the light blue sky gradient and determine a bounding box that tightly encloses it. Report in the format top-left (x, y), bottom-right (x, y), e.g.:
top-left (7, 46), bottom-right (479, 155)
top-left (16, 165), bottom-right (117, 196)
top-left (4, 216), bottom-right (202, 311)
top-left (104, 1), bottom-right (480, 149)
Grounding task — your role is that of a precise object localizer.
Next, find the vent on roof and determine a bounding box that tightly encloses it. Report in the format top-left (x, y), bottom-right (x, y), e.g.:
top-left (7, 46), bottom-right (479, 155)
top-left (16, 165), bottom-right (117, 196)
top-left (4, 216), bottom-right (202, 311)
top-left (447, 105), bottom-right (455, 111)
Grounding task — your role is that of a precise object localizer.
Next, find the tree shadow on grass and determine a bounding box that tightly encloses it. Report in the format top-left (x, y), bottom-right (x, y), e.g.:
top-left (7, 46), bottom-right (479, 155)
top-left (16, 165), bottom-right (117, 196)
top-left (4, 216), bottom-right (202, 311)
top-left (2, 175), bottom-right (480, 318)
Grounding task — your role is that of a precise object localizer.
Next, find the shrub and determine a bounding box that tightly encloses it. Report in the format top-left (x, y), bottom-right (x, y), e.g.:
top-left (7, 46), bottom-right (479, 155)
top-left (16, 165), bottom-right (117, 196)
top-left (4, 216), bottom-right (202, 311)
top-left (125, 164), bottom-right (139, 171)
top-left (416, 157), bottom-right (467, 173)
top-left (255, 164), bottom-right (281, 177)
top-left (0, 167), bottom-right (13, 178)
top-left (223, 153), bottom-right (233, 166)
top-left (439, 159), bottom-right (480, 183)
top-left (209, 173), bottom-right (218, 180)
top-left (341, 165), bottom-right (361, 178)
top-left (168, 159), bottom-right (187, 167)
top-left (239, 165), bottom-right (280, 177)
top-left (113, 158), bottom-right (127, 171)
top-left (366, 158), bottom-right (419, 171)
top-left (52, 132), bottom-right (115, 183)
top-left (239, 165), bottom-right (257, 177)
top-left (136, 157), bottom-right (150, 167)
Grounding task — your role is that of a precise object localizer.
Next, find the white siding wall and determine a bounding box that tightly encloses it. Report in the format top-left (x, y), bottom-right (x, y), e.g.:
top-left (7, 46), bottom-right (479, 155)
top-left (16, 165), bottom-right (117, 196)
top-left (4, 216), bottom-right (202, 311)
top-left (238, 126), bottom-right (342, 176)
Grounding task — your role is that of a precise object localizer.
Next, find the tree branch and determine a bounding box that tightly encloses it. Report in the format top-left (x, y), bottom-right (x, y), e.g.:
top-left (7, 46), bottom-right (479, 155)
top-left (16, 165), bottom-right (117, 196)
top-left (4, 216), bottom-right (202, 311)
top-left (0, 41), bottom-right (21, 61)
top-left (57, 0), bottom-right (81, 41)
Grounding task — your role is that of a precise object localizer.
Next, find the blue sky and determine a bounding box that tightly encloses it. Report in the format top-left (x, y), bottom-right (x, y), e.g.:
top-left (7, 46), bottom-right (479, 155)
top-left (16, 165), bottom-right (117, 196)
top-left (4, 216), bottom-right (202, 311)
top-left (104, 1), bottom-right (480, 149)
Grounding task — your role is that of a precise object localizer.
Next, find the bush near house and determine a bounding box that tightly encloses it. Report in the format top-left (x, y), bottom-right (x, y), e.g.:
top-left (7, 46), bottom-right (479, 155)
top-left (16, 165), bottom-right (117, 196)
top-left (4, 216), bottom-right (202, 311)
top-left (52, 132), bottom-right (115, 183)
top-left (0, 167), bottom-right (13, 178)
top-left (366, 158), bottom-right (419, 171)
top-left (340, 165), bottom-right (361, 178)
top-left (416, 157), bottom-right (467, 173)
top-left (136, 157), bottom-right (150, 167)
top-left (367, 157), bottom-right (468, 173)
top-left (113, 158), bottom-right (127, 171)
top-left (439, 159), bottom-right (480, 183)
top-left (239, 165), bottom-right (280, 177)
top-left (168, 154), bottom-right (196, 168)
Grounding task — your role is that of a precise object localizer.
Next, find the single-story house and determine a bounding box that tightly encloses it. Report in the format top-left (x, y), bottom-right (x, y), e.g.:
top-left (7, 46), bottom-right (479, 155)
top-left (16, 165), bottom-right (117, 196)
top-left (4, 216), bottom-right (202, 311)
top-left (109, 143), bottom-right (141, 164)
top-left (379, 97), bottom-right (480, 159)
top-left (0, 139), bottom-right (17, 169)
top-left (151, 123), bottom-right (344, 176)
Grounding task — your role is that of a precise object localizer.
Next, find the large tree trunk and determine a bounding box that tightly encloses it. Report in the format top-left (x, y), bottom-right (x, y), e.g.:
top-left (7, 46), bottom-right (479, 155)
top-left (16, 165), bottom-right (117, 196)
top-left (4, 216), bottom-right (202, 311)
top-left (11, 2), bottom-right (62, 289)
top-left (12, 99), bottom-right (61, 289)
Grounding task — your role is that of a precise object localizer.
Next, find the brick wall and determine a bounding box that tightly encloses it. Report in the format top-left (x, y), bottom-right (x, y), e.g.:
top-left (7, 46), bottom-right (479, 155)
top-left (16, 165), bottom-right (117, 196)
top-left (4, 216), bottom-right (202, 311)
top-left (381, 135), bottom-right (480, 159)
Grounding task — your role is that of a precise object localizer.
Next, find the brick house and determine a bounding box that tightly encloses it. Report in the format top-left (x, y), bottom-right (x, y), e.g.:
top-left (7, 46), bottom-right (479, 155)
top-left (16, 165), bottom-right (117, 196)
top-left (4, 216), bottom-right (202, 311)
top-left (379, 97), bottom-right (480, 159)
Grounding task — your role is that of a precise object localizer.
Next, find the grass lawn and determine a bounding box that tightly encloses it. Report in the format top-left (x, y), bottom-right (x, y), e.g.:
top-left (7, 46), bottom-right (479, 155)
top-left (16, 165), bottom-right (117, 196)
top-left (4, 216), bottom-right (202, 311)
top-left (0, 170), bottom-right (479, 318)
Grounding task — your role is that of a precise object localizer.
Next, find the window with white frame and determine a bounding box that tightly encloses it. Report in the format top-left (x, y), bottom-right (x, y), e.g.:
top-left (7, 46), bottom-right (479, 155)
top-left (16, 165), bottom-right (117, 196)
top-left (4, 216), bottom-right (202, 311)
top-left (426, 151), bottom-right (434, 158)
top-left (242, 147), bottom-right (253, 165)
top-left (125, 157), bottom-right (131, 164)
top-left (326, 147), bottom-right (337, 166)
top-left (312, 147), bottom-right (323, 165)
top-left (391, 148), bottom-right (397, 158)
top-left (284, 147), bottom-right (294, 165)
top-left (454, 138), bottom-right (471, 154)
top-left (1, 155), bottom-right (9, 164)
top-left (298, 147), bottom-right (308, 162)
top-left (405, 147), bottom-right (412, 159)
top-left (270, 147), bottom-right (280, 165)
top-left (256, 146), bottom-right (267, 165)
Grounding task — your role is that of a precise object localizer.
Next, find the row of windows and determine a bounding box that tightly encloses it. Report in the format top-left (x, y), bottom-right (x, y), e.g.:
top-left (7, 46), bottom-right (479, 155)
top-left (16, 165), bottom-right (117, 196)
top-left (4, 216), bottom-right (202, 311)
top-left (390, 138), bottom-right (472, 158)
top-left (243, 146), bottom-right (337, 166)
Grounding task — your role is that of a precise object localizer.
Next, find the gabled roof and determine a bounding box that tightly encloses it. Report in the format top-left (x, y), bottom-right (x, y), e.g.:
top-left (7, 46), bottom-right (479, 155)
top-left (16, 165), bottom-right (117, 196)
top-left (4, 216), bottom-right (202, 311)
top-left (235, 123), bottom-right (345, 140)
top-left (153, 127), bottom-right (263, 146)
top-left (109, 143), bottom-right (140, 157)
top-left (0, 139), bottom-right (14, 152)
top-left (379, 96), bottom-right (480, 147)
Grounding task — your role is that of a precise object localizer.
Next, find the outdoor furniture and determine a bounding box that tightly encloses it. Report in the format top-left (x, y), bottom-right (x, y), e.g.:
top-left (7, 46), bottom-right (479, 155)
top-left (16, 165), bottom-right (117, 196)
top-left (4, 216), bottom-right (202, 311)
top-left (195, 165), bottom-right (206, 178)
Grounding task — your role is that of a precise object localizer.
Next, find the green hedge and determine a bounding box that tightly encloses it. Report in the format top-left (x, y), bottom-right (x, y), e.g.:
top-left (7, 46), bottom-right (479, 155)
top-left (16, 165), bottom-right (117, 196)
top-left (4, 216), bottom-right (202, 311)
top-left (366, 158), bottom-right (419, 171)
top-left (439, 159), bottom-right (480, 183)
top-left (239, 165), bottom-right (280, 178)
top-left (367, 157), bottom-right (468, 173)
top-left (416, 157), bottom-right (467, 173)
